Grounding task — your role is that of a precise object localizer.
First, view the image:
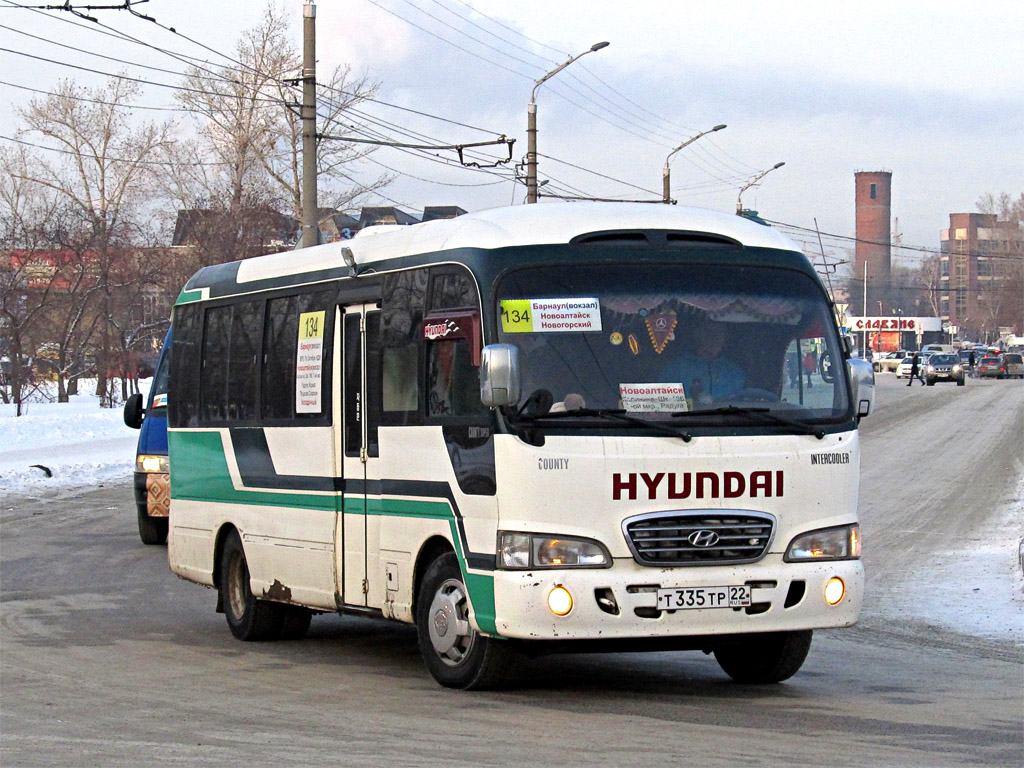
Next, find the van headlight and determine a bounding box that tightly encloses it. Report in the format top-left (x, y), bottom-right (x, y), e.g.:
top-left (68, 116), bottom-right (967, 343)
top-left (136, 454), bottom-right (169, 473)
top-left (498, 532), bottom-right (610, 569)
top-left (784, 524), bottom-right (860, 562)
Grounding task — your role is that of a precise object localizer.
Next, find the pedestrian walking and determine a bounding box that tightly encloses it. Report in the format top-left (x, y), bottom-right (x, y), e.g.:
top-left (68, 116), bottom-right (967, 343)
top-left (907, 352), bottom-right (925, 386)
top-left (968, 349), bottom-right (976, 377)
top-left (803, 350), bottom-right (816, 387)
top-left (788, 351), bottom-right (800, 387)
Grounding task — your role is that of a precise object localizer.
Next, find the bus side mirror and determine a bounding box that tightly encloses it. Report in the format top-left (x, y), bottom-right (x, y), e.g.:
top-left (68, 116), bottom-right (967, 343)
top-left (847, 358), bottom-right (875, 418)
top-left (123, 392), bottom-right (145, 429)
top-left (480, 344), bottom-right (521, 408)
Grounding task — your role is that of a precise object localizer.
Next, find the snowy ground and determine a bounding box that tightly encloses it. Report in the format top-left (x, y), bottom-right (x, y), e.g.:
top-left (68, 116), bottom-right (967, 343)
top-left (1, 381), bottom-right (1021, 646)
top-left (867, 476), bottom-right (1024, 646)
top-left (0, 382), bottom-right (148, 494)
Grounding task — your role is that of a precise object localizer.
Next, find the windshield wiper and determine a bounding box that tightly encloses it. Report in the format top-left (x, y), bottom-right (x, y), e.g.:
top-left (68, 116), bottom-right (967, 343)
top-left (518, 408), bottom-right (692, 442)
top-left (670, 405), bottom-right (825, 439)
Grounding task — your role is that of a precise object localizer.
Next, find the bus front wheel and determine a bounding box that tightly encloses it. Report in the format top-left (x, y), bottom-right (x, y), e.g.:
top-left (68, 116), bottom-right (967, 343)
top-left (713, 630), bottom-right (812, 684)
top-left (219, 530), bottom-right (284, 641)
top-left (415, 552), bottom-right (516, 690)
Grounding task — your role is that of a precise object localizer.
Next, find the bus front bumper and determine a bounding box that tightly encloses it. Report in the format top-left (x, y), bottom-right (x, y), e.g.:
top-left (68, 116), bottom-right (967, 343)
top-left (487, 556), bottom-right (863, 641)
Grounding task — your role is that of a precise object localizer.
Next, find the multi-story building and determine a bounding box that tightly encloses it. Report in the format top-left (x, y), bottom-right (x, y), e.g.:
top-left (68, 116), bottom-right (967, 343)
top-left (939, 213), bottom-right (1023, 340)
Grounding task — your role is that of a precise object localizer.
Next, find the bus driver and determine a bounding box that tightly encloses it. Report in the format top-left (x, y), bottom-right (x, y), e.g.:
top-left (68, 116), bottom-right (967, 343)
top-left (661, 318), bottom-right (744, 405)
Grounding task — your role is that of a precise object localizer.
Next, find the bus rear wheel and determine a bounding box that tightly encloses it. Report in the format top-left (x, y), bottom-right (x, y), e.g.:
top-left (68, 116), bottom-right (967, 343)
top-left (415, 552), bottom-right (516, 690)
top-left (713, 630), bottom-right (812, 684)
top-left (219, 530), bottom-right (285, 641)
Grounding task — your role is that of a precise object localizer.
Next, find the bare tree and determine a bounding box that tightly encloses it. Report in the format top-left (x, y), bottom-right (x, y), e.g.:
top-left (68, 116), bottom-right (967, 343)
top-left (976, 191), bottom-right (1024, 337)
top-left (977, 192), bottom-right (1024, 224)
top-left (16, 77), bottom-right (173, 403)
top-left (0, 145), bottom-right (66, 412)
top-left (173, 3), bottom-right (391, 232)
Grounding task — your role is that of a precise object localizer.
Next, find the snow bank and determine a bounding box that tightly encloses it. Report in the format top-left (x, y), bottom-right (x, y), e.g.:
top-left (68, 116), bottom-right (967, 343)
top-left (0, 382), bottom-right (146, 495)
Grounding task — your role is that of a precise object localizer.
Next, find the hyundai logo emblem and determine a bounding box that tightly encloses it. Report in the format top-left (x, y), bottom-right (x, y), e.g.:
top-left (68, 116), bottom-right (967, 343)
top-left (688, 530), bottom-right (720, 547)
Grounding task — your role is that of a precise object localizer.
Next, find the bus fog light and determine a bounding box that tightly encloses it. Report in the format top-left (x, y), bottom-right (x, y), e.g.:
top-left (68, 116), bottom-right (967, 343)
top-left (824, 577), bottom-right (845, 605)
top-left (548, 585), bottom-right (573, 616)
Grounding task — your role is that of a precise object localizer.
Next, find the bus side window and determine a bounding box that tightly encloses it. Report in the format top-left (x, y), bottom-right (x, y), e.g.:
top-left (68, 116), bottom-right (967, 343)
top-left (170, 303), bottom-right (201, 428)
top-left (344, 311), bottom-right (382, 458)
top-left (228, 302), bottom-right (261, 421)
top-left (262, 290), bottom-right (335, 423)
top-left (427, 338), bottom-right (484, 418)
top-left (198, 301), bottom-right (262, 424)
top-left (263, 296), bottom-right (298, 420)
top-left (343, 313), bottom-right (360, 456)
top-left (365, 312), bottom-right (382, 456)
top-left (381, 269), bottom-right (427, 423)
top-left (201, 306), bottom-right (231, 422)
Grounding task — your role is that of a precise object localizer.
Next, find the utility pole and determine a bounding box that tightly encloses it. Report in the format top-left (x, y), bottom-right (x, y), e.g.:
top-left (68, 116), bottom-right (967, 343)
top-left (662, 124), bottom-right (726, 203)
top-left (862, 261), bottom-right (869, 359)
top-left (526, 42), bottom-right (609, 204)
top-left (736, 162), bottom-right (785, 216)
top-left (300, 1), bottom-right (318, 248)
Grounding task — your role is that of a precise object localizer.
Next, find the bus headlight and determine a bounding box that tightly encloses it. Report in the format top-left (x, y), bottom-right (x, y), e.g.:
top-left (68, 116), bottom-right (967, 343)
top-left (498, 532), bottom-right (610, 569)
top-left (784, 524), bottom-right (860, 562)
top-left (136, 454), bottom-right (169, 474)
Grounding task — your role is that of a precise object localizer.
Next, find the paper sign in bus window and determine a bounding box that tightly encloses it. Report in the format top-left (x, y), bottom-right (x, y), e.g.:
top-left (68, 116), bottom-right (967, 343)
top-left (296, 310), bottom-right (325, 414)
top-left (500, 298), bottom-right (602, 333)
top-left (619, 383), bottom-right (687, 413)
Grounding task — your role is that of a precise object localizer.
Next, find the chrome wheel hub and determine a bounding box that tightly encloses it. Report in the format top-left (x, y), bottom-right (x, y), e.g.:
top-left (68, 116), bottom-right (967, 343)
top-left (427, 578), bottom-right (475, 665)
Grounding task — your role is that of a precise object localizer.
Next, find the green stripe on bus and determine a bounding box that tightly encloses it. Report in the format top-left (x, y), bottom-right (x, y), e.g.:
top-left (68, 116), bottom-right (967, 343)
top-left (169, 430), bottom-right (497, 634)
top-left (169, 431), bottom-right (336, 510)
top-left (175, 288), bottom-right (204, 305)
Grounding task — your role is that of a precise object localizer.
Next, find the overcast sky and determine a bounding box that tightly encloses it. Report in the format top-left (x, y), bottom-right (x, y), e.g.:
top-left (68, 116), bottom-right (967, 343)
top-left (1, 0), bottom-right (1021, 270)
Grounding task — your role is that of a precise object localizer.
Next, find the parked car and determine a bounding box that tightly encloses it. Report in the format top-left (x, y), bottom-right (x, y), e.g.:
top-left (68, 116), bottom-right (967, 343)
top-left (975, 356), bottom-right (1006, 379)
top-left (875, 350), bottom-right (909, 373)
top-left (1001, 353), bottom-right (1024, 379)
top-left (924, 354), bottom-right (965, 386)
top-left (896, 354), bottom-right (929, 379)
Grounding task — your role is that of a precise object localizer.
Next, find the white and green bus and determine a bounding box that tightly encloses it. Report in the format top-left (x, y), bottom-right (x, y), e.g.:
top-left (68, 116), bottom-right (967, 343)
top-left (167, 203), bottom-right (875, 689)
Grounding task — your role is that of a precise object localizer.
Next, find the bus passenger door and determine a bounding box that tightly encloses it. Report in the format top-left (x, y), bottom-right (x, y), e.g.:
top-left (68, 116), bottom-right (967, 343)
top-left (339, 303), bottom-right (382, 608)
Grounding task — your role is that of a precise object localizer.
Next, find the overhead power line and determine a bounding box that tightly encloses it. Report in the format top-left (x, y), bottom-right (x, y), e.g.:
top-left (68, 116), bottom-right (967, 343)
top-left (0, 132), bottom-right (230, 166)
top-left (0, 79), bottom-right (190, 112)
top-left (0, 46), bottom-right (286, 103)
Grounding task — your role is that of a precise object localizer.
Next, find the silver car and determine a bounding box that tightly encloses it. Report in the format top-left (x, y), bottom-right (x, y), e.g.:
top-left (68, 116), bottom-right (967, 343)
top-left (924, 354), bottom-right (965, 386)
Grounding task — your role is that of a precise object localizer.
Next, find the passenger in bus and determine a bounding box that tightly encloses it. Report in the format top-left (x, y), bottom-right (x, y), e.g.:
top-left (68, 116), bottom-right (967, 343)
top-left (661, 319), bottom-right (745, 404)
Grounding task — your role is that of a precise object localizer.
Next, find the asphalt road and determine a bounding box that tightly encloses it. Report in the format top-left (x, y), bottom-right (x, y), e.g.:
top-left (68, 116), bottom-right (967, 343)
top-left (2, 375), bottom-right (1022, 767)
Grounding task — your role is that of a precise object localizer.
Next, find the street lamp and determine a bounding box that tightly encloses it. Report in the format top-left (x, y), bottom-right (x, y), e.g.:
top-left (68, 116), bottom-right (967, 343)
top-left (736, 162), bottom-right (785, 215)
top-left (663, 124), bottom-right (726, 203)
top-left (526, 41), bottom-right (610, 204)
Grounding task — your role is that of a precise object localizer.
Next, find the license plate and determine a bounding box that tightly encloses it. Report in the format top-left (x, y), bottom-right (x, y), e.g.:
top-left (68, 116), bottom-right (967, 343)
top-left (656, 585), bottom-right (752, 610)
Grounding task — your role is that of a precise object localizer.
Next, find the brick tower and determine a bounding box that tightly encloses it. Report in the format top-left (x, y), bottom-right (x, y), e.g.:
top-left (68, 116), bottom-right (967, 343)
top-left (854, 171), bottom-right (892, 285)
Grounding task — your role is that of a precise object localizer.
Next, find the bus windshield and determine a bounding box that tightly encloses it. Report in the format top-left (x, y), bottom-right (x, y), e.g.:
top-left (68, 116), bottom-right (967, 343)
top-left (496, 261), bottom-right (848, 426)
